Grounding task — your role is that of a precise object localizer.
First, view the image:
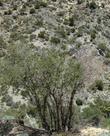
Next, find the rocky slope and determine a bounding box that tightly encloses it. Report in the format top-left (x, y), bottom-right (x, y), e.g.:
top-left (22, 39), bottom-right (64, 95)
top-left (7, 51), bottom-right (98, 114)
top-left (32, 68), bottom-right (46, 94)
top-left (0, 0), bottom-right (110, 135)
top-left (0, 0), bottom-right (110, 82)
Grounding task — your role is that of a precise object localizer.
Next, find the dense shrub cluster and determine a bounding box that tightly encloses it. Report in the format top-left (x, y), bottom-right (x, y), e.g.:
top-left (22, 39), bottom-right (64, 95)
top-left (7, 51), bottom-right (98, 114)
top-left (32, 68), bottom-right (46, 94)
top-left (87, 1), bottom-right (98, 10)
top-left (97, 43), bottom-right (110, 58)
top-left (82, 98), bottom-right (110, 128)
top-left (50, 36), bottom-right (60, 44)
top-left (89, 80), bottom-right (104, 91)
top-left (38, 31), bottom-right (49, 41)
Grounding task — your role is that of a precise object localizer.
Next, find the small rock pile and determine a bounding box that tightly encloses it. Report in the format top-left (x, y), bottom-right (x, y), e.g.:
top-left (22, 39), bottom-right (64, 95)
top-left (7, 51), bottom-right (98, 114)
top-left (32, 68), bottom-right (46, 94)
top-left (0, 120), bottom-right (50, 136)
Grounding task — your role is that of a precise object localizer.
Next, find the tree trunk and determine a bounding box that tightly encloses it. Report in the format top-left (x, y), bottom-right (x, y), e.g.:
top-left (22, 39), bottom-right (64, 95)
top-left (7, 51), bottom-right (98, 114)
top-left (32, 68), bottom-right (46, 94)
top-left (67, 89), bottom-right (76, 130)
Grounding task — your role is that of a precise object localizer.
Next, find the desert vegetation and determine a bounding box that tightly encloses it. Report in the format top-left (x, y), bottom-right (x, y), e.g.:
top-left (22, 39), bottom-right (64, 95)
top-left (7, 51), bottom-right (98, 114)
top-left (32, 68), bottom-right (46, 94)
top-left (0, 0), bottom-right (110, 135)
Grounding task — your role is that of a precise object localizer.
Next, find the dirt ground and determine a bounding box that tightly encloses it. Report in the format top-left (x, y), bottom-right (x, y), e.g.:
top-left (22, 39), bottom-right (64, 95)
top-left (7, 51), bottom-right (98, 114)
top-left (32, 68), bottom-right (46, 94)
top-left (52, 127), bottom-right (110, 136)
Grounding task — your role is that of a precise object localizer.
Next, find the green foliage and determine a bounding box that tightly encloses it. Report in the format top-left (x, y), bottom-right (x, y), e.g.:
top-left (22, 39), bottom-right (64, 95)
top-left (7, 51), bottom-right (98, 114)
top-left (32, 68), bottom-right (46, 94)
top-left (38, 31), bottom-right (49, 40)
top-left (55, 26), bottom-right (67, 38)
top-left (76, 30), bottom-right (83, 37)
top-left (101, 118), bottom-right (110, 129)
top-left (63, 15), bottom-right (77, 26)
top-left (30, 34), bottom-right (36, 41)
top-left (71, 27), bottom-right (75, 33)
top-left (82, 104), bottom-right (101, 120)
top-left (90, 30), bottom-right (96, 41)
top-left (77, 0), bottom-right (84, 4)
top-left (97, 17), bottom-right (101, 24)
top-left (0, 1), bottom-right (3, 6)
top-left (60, 44), bottom-right (67, 51)
top-left (104, 58), bottom-right (110, 65)
top-left (0, 42), bottom-right (83, 131)
top-left (89, 80), bottom-right (104, 91)
top-left (0, 37), bottom-right (6, 49)
top-left (35, 3), bottom-right (41, 9)
top-left (76, 42), bottom-right (81, 49)
top-left (35, 0), bottom-right (47, 9)
top-left (4, 104), bottom-right (26, 119)
top-left (38, 31), bottom-right (45, 39)
top-left (0, 50), bottom-right (5, 57)
top-left (68, 16), bottom-right (75, 26)
top-left (38, 0), bottom-right (47, 7)
top-left (105, 51), bottom-right (110, 58)
top-left (82, 98), bottom-right (110, 128)
top-left (95, 80), bottom-right (104, 91)
top-left (50, 36), bottom-right (60, 44)
top-left (88, 1), bottom-right (98, 10)
top-left (101, 3), bottom-right (105, 8)
top-left (76, 98), bottom-right (83, 106)
top-left (97, 43), bottom-right (108, 52)
top-left (4, 10), bottom-right (12, 15)
top-left (35, 18), bottom-right (44, 27)
top-left (30, 8), bottom-right (36, 14)
top-left (1, 95), bottom-right (13, 107)
top-left (97, 43), bottom-right (110, 58)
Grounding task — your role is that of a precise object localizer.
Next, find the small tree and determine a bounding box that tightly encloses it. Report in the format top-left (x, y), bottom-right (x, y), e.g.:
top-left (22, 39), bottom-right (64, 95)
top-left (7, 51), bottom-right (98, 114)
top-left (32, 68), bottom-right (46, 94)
top-left (0, 42), bottom-right (83, 131)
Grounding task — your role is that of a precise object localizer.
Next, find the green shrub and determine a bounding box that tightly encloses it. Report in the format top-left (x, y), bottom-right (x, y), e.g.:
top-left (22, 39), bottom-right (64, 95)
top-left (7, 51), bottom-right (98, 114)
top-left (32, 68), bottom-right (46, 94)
top-left (0, 37), bottom-right (6, 49)
top-left (30, 8), bottom-right (36, 14)
top-left (101, 3), bottom-right (105, 8)
top-left (60, 44), bottom-right (67, 51)
top-left (38, 31), bottom-right (49, 41)
top-left (104, 58), bottom-right (110, 65)
top-left (1, 95), bottom-right (13, 107)
top-left (35, 19), bottom-right (43, 27)
top-left (10, 32), bottom-right (22, 41)
top-left (64, 15), bottom-right (78, 26)
top-left (68, 37), bottom-right (75, 44)
top-left (38, 31), bottom-right (45, 39)
top-left (63, 18), bottom-right (69, 25)
top-left (97, 43), bottom-right (108, 52)
top-left (82, 104), bottom-right (101, 120)
top-left (77, 0), bottom-right (84, 4)
top-left (76, 30), bottom-right (83, 37)
top-left (90, 80), bottom-right (104, 91)
top-left (88, 1), bottom-right (98, 10)
top-left (97, 43), bottom-right (110, 58)
top-left (51, 0), bottom-right (57, 2)
top-left (76, 42), bottom-right (81, 49)
top-left (50, 36), bottom-right (60, 44)
top-left (0, 1), bottom-right (3, 6)
top-left (35, 1), bottom-right (47, 9)
top-left (97, 17), bottom-right (101, 24)
top-left (69, 16), bottom-right (75, 26)
top-left (27, 106), bottom-right (37, 117)
top-left (4, 10), bottom-right (12, 15)
top-left (90, 30), bottom-right (96, 40)
top-left (71, 27), bottom-right (75, 33)
top-left (82, 98), bottom-right (110, 128)
top-left (95, 80), bottom-right (104, 90)
top-left (0, 50), bottom-right (5, 57)
top-left (101, 118), bottom-right (110, 129)
top-left (30, 34), bottom-right (36, 41)
top-left (40, 1), bottom-right (47, 7)
top-left (76, 98), bottom-right (83, 106)
top-left (105, 51), bottom-right (110, 58)
top-left (35, 3), bottom-right (40, 9)
top-left (55, 26), bottom-right (67, 38)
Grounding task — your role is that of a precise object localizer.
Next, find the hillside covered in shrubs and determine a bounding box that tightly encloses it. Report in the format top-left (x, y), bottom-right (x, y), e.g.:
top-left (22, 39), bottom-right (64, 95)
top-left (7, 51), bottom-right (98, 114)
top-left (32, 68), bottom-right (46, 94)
top-left (0, 0), bottom-right (110, 135)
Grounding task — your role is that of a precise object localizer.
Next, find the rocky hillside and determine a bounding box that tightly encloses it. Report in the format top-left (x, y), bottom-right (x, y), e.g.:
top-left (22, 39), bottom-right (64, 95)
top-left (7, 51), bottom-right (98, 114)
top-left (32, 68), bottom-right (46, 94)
top-left (0, 0), bottom-right (110, 135)
top-left (1, 0), bottom-right (110, 105)
top-left (0, 0), bottom-right (110, 79)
